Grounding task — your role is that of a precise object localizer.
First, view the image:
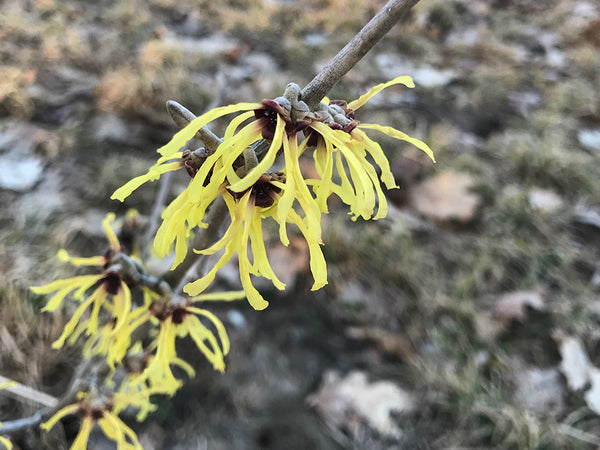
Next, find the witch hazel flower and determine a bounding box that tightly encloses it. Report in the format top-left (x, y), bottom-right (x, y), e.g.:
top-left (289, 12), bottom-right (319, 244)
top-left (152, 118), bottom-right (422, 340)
top-left (41, 391), bottom-right (142, 450)
top-left (111, 76), bottom-right (434, 310)
top-left (114, 289), bottom-right (245, 396)
top-left (31, 213), bottom-right (132, 351)
top-left (305, 75), bottom-right (436, 220)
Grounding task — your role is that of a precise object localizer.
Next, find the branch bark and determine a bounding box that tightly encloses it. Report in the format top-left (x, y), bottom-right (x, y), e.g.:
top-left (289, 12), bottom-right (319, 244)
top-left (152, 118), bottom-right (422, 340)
top-left (164, 0), bottom-right (421, 291)
top-left (4, 0), bottom-right (423, 436)
top-left (301, 0), bottom-right (420, 109)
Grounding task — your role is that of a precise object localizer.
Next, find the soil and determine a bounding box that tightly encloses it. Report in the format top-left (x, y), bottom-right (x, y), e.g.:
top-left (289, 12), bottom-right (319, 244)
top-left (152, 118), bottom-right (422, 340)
top-left (2, 0), bottom-right (600, 449)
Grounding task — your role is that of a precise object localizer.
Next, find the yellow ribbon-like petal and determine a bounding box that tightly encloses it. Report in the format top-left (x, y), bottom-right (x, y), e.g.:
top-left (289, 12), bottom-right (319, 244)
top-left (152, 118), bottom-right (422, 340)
top-left (347, 75), bottom-right (415, 110)
top-left (358, 123), bottom-right (436, 163)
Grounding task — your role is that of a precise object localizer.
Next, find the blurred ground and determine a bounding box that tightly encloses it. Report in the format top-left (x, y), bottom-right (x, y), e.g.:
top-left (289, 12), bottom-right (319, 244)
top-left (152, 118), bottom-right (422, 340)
top-left (1, 0), bottom-right (600, 448)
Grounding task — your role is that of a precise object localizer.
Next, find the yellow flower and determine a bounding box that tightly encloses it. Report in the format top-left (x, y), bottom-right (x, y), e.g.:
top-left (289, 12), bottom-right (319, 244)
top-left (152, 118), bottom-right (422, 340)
top-left (0, 436), bottom-right (11, 450)
top-left (30, 213), bottom-right (132, 351)
top-left (32, 271), bottom-right (132, 350)
top-left (41, 392), bottom-right (142, 450)
top-left (183, 158), bottom-right (327, 310)
top-left (123, 290), bottom-right (244, 395)
top-left (306, 75), bottom-right (435, 220)
top-left (110, 102), bottom-right (263, 202)
top-left (113, 95), bottom-right (327, 309)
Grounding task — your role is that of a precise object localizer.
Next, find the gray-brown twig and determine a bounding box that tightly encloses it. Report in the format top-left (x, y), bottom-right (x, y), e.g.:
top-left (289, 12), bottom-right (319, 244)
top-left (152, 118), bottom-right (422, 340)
top-left (1, 0), bottom-right (422, 437)
top-left (301, 0), bottom-right (420, 109)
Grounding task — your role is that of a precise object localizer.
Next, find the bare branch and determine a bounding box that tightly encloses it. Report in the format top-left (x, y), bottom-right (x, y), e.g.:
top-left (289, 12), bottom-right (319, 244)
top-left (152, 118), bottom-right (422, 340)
top-left (166, 100), bottom-right (222, 154)
top-left (0, 411), bottom-right (44, 434)
top-left (301, 0), bottom-right (420, 109)
top-left (1, 0), bottom-right (424, 437)
top-left (0, 375), bottom-right (57, 409)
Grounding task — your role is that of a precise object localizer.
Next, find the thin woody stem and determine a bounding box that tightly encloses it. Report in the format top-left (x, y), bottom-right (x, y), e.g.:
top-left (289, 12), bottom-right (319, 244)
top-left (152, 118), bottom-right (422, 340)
top-left (165, 0), bottom-right (421, 290)
top-left (166, 100), bottom-right (222, 154)
top-left (301, 0), bottom-right (420, 110)
top-left (3, 0), bottom-right (423, 436)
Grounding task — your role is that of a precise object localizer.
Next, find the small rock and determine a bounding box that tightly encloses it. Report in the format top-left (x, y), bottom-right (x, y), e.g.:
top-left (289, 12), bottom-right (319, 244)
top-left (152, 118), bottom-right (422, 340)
top-left (592, 269), bottom-right (600, 288)
top-left (0, 120), bottom-right (47, 191)
top-left (93, 113), bottom-right (130, 142)
top-left (226, 310), bottom-right (247, 330)
top-left (375, 54), bottom-right (455, 87)
top-left (585, 366), bottom-right (600, 414)
top-left (514, 366), bottom-right (564, 414)
top-left (0, 153), bottom-right (44, 191)
top-left (578, 129), bottom-right (600, 152)
top-left (573, 204), bottom-right (600, 229)
top-left (508, 90), bottom-right (543, 116)
top-left (528, 188), bottom-right (563, 214)
top-left (304, 33), bottom-right (327, 47)
top-left (557, 334), bottom-right (590, 391)
top-left (19, 167), bottom-right (64, 219)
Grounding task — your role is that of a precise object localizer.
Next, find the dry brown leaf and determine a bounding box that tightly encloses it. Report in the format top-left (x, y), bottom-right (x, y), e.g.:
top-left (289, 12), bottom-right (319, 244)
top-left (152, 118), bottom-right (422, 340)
top-left (493, 290), bottom-right (545, 323)
top-left (345, 326), bottom-right (414, 360)
top-left (474, 311), bottom-right (506, 343)
top-left (307, 370), bottom-right (414, 438)
top-left (266, 237), bottom-right (310, 287)
top-left (409, 170), bottom-right (480, 223)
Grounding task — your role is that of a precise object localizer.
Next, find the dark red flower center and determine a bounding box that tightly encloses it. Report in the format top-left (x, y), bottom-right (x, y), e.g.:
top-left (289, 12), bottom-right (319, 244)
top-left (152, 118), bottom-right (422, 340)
top-left (227, 172), bottom-right (285, 208)
top-left (100, 271), bottom-right (122, 296)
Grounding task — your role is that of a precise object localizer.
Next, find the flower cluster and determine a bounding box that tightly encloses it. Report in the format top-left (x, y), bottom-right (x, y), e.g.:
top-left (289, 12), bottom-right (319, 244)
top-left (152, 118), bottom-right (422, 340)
top-left (112, 76), bottom-right (434, 310)
top-left (31, 214), bottom-right (132, 352)
top-left (29, 75), bottom-right (434, 449)
top-left (41, 391), bottom-right (143, 450)
top-left (31, 213), bottom-right (244, 447)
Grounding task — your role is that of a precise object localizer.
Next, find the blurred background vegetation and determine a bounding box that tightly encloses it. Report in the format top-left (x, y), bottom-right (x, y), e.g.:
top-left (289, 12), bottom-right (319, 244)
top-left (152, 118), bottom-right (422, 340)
top-left (1, 0), bottom-right (600, 448)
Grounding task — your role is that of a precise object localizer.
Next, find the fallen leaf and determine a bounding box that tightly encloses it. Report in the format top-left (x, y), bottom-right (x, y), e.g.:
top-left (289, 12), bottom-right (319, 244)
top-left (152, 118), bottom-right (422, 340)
top-left (557, 334), bottom-right (590, 391)
top-left (409, 170), bottom-right (480, 223)
top-left (473, 311), bottom-right (506, 343)
top-left (493, 290), bottom-right (545, 324)
top-left (345, 326), bottom-right (414, 360)
top-left (265, 237), bottom-right (310, 287)
top-left (307, 370), bottom-right (414, 438)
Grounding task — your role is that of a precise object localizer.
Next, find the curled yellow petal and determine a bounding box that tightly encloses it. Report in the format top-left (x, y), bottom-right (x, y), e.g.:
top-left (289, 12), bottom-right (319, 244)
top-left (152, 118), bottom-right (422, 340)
top-left (347, 75), bottom-right (415, 110)
top-left (157, 102), bottom-right (261, 157)
top-left (358, 123), bottom-right (436, 163)
top-left (190, 290), bottom-right (246, 302)
top-left (70, 416), bottom-right (96, 450)
top-left (0, 435), bottom-right (12, 450)
top-left (40, 403), bottom-right (80, 431)
top-left (102, 212), bottom-right (120, 252)
top-left (57, 249), bottom-right (105, 267)
top-left (111, 160), bottom-right (182, 202)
